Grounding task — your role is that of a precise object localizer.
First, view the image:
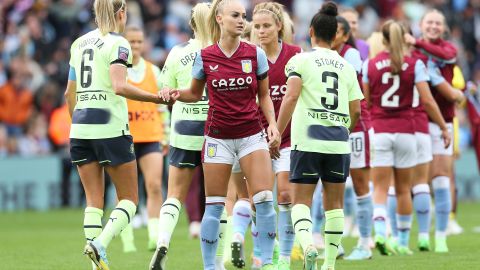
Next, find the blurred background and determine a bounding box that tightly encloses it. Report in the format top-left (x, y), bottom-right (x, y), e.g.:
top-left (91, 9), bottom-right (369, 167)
top-left (0, 0), bottom-right (479, 213)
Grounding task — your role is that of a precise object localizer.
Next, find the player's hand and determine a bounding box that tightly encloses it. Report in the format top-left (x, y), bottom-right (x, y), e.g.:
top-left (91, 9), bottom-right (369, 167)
top-left (441, 127), bottom-right (452, 149)
top-left (267, 124), bottom-right (281, 149)
top-left (159, 87), bottom-right (172, 102)
top-left (169, 89), bottom-right (181, 101)
top-left (454, 88), bottom-right (465, 104)
top-left (270, 146), bottom-right (280, 160)
top-left (404, 33), bottom-right (416, 45)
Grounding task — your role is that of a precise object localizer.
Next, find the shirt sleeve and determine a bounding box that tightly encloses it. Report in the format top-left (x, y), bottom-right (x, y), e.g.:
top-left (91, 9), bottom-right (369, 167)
top-left (191, 52), bottom-right (205, 80)
top-left (285, 54), bottom-right (302, 78)
top-left (109, 37), bottom-right (133, 67)
top-left (68, 66), bottom-right (76, 81)
top-left (256, 46), bottom-right (269, 76)
top-left (344, 48), bottom-right (363, 73)
top-left (152, 64), bottom-right (162, 89)
top-left (361, 60), bottom-right (369, 83)
top-left (348, 66), bottom-right (364, 101)
top-left (427, 59), bottom-right (445, 87)
top-left (160, 47), bottom-right (178, 88)
top-left (415, 59), bottom-right (430, 83)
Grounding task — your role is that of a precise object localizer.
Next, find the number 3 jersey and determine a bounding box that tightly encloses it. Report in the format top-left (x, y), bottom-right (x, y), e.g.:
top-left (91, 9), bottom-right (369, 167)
top-left (363, 51), bottom-right (429, 134)
top-left (285, 47), bottom-right (364, 154)
top-left (69, 29), bottom-right (133, 139)
top-left (260, 42), bottom-right (301, 149)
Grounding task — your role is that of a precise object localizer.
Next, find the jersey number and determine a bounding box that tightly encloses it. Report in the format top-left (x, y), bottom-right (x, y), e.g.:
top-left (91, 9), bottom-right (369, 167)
top-left (81, 49), bottom-right (94, 88)
top-left (381, 72), bottom-right (400, 107)
top-left (321, 72), bottom-right (339, 110)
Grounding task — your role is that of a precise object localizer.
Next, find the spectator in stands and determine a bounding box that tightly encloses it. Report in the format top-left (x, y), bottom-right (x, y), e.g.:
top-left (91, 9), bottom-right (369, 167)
top-left (0, 58), bottom-right (34, 136)
top-left (35, 81), bottom-right (62, 121)
top-left (17, 113), bottom-right (51, 156)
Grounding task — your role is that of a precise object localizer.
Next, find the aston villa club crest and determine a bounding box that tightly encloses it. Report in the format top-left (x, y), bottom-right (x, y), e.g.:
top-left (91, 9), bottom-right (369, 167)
top-left (241, 60), bottom-right (252, 73)
top-left (207, 143), bottom-right (217, 158)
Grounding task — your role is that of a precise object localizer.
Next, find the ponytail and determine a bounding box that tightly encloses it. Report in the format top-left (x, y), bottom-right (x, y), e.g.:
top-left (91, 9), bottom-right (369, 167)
top-left (209, 0), bottom-right (227, 43)
top-left (282, 11), bottom-right (295, 44)
top-left (382, 20), bottom-right (406, 74)
top-left (310, 1), bottom-right (338, 43)
top-left (94, 0), bottom-right (125, 35)
top-left (190, 3), bottom-right (212, 48)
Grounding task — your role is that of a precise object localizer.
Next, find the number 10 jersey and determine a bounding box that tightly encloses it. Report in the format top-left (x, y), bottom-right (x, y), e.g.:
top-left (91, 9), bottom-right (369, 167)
top-left (69, 29), bottom-right (133, 139)
top-left (285, 47), bottom-right (364, 154)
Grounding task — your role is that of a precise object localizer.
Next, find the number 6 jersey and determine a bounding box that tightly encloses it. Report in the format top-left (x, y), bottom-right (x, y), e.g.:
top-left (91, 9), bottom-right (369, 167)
top-left (285, 47), bottom-right (363, 154)
top-left (69, 29), bottom-right (133, 139)
top-left (362, 51), bottom-right (429, 134)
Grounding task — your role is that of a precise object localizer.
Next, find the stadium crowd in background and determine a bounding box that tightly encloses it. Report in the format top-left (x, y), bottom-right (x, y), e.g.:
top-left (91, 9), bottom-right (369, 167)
top-left (2, 1), bottom-right (480, 270)
top-left (1, 0), bottom-right (480, 157)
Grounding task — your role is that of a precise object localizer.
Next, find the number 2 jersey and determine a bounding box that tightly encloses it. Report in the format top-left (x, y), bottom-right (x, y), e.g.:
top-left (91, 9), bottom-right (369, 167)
top-left (363, 51), bottom-right (429, 134)
top-left (69, 29), bottom-right (133, 139)
top-left (260, 42), bottom-right (302, 149)
top-left (285, 47), bottom-right (364, 154)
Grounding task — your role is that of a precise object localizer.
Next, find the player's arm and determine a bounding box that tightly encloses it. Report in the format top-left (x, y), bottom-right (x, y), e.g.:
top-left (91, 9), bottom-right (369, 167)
top-left (348, 67), bottom-right (363, 132)
top-left (428, 60), bottom-right (464, 103)
top-left (361, 60), bottom-right (371, 108)
top-left (258, 77), bottom-right (276, 128)
top-left (173, 78), bottom-right (206, 103)
top-left (415, 60), bottom-right (451, 147)
top-left (417, 81), bottom-right (450, 147)
top-left (64, 66), bottom-right (77, 117)
top-left (162, 51), bottom-right (205, 103)
top-left (110, 64), bottom-right (168, 104)
top-left (109, 38), bottom-right (169, 104)
top-left (406, 34), bottom-right (457, 62)
top-left (348, 100), bottom-right (361, 132)
top-left (434, 82), bottom-right (464, 103)
top-left (256, 47), bottom-right (280, 149)
top-left (278, 76), bottom-right (301, 135)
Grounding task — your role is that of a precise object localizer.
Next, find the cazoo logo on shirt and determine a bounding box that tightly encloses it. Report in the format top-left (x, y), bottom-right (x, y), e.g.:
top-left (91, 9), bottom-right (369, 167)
top-left (212, 76), bottom-right (253, 91)
top-left (270, 85), bottom-right (287, 101)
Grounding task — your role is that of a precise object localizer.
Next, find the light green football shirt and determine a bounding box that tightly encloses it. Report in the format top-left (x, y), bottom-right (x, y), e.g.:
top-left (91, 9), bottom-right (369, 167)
top-left (161, 39), bottom-right (208, 151)
top-left (69, 29), bottom-right (133, 139)
top-left (285, 47), bottom-right (364, 154)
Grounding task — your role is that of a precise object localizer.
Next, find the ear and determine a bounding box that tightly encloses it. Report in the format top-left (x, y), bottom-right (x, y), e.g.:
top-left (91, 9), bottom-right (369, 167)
top-left (309, 27), bottom-right (314, 38)
top-left (276, 20), bottom-right (283, 31)
top-left (216, 14), bottom-right (222, 25)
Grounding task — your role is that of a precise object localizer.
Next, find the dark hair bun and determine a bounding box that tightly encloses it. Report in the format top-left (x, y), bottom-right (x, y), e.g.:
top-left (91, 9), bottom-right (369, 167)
top-left (320, 1), bottom-right (338, 17)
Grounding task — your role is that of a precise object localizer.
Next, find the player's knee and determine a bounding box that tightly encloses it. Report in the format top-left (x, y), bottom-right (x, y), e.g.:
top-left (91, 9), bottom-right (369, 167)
top-left (252, 190), bottom-right (273, 204)
top-left (145, 179), bottom-right (162, 196)
top-left (277, 190), bottom-right (291, 204)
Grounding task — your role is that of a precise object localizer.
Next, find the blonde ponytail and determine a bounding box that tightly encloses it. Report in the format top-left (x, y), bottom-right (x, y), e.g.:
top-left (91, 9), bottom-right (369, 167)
top-left (190, 3), bottom-right (212, 48)
top-left (94, 0), bottom-right (126, 35)
top-left (209, 0), bottom-right (225, 43)
top-left (282, 11), bottom-right (295, 44)
top-left (382, 20), bottom-right (406, 74)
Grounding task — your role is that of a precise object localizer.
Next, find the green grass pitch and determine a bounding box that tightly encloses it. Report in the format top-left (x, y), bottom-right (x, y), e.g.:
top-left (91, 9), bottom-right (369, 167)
top-left (2, 202), bottom-right (480, 269)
